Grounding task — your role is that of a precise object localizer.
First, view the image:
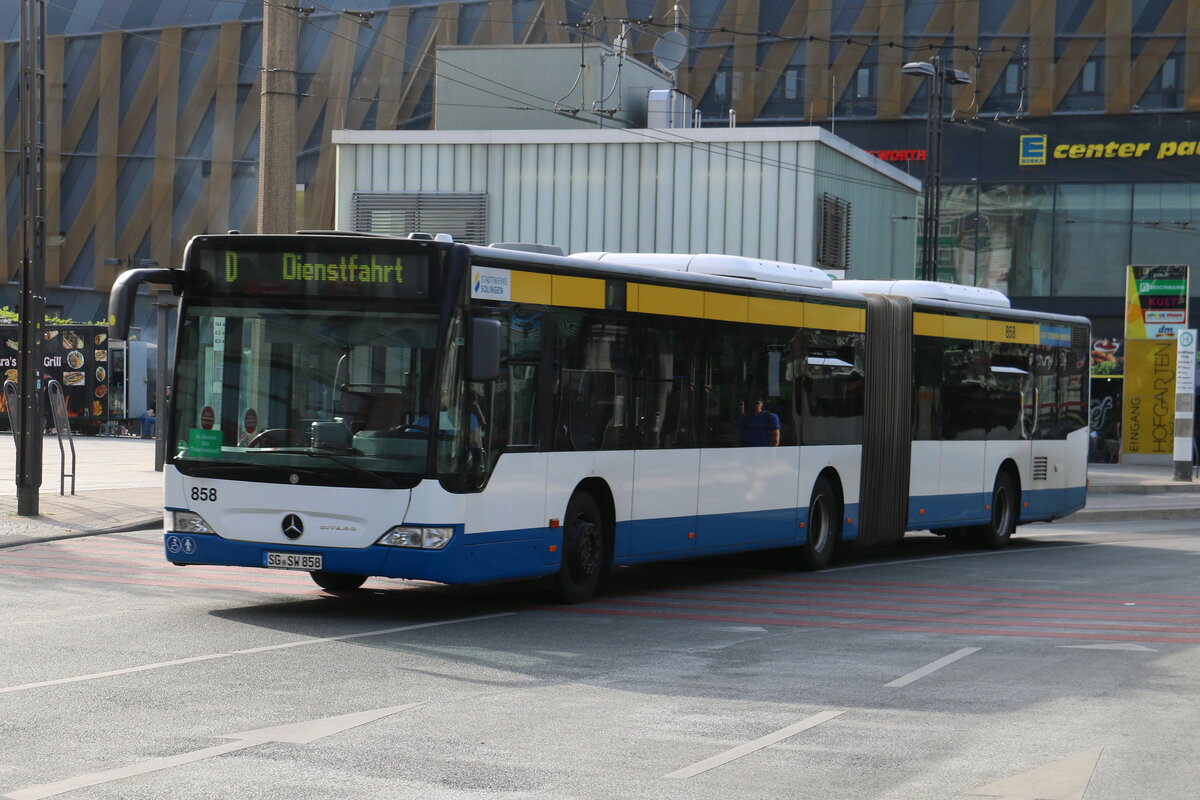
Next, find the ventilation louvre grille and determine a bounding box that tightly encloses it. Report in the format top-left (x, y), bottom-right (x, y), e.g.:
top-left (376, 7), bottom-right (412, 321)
top-left (352, 192), bottom-right (488, 244)
top-left (818, 193), bottom-right (852, 272)
top-left (1033, 456), bottom-right (1049, 481)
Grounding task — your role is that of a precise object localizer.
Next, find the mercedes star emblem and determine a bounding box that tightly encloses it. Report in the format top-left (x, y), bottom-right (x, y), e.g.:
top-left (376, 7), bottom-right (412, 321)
top-left (281, 513), bottom-right (304, 540)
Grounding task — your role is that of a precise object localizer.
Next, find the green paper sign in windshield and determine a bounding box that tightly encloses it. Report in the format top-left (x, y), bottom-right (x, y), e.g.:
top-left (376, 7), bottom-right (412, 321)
top-left (188, 428), bottom-right (223, 458)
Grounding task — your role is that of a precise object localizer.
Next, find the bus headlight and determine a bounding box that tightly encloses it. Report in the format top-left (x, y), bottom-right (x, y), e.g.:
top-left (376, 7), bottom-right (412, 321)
top-left (378, 526), bottom-right (453, 550)
top-left (170, 510), bottom-right (215, 534)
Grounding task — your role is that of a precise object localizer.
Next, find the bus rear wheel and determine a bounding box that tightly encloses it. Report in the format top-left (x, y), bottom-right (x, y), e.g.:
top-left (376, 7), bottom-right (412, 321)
top-left (551, 492), bottom-right (606, 604)
top-left (311, 571), bottom-right (367, 592)
top-left (972, 471), bottom-right (1017, 549)
top-left (785, 476), bottom-right (839, 570)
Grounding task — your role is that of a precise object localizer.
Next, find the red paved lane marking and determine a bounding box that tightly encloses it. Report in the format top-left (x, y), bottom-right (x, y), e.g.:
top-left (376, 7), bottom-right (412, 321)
top-left (686, 583), bottom-right (1198, 614)
top-left (547, 605), bottom-right (1200, 644)
top-left (761, 576), bottom-right (1200, 605)
top-left (645, 590), bottom-right (1200, 623)
top-left (603, 596), bottom-right (1200, 635)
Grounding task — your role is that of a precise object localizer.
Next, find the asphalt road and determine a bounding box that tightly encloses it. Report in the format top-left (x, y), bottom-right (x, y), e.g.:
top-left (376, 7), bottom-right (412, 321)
top-left (0, 518), bottom-right (1198, 799)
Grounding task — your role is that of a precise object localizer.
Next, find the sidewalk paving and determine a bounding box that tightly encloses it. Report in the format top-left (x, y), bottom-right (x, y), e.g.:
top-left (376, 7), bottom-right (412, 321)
top-left (0, 433), bottom-right (162, 548)
top-left (0, 433), bottom-right (1195, 548)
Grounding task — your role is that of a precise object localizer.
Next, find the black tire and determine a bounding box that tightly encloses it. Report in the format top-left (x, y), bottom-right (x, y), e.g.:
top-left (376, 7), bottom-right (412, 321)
top-left (311, 571), bottom-right (368, 591)
top-left (551, 492), bottom-right (607, 604)
top-left (787, 476), bottom-right (839, 570)
top-left (973, 471), bottom-right (1018, 549)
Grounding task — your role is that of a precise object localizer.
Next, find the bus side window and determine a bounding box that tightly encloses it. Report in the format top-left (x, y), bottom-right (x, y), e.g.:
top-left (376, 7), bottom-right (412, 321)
top-left (553, 311), bottom-right (633, 451)
top-left (507, 309), bottom-right (542, 447)
top-left (637, 319), bottom-right (700, 449)
top-left (912, 335), bottom-right (942, 440)
top-left (941, 340), bottom-right (987, 441)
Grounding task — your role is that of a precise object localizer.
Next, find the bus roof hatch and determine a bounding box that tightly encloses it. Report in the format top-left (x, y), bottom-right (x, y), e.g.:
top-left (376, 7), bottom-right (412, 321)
top-left (834, 279), bottom-right (1011, 308)
top-left (569, 252), bottom-right (833, 289)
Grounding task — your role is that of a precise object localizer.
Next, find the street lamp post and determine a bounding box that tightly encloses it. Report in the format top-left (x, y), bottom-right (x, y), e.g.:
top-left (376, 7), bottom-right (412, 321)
top-left (902, 56), bottom-right (972, 282)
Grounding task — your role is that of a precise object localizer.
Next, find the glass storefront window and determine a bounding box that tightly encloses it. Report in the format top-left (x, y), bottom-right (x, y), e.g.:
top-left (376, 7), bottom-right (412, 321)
top-left (1053, 184), bottom-right (1132, 296)
top-left (1131, 183), bottom-right (1200, 266)
top-left (975, 183), bottom-right (1054, 296)
top-left (939, 185), bottom-right (979, 285)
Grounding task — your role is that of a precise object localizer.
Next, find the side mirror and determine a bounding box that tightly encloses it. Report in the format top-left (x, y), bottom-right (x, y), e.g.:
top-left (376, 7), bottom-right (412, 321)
top-left (469, 318), bottom-right (501, 382)
top-left (108, 267), bottom-right (185, 340)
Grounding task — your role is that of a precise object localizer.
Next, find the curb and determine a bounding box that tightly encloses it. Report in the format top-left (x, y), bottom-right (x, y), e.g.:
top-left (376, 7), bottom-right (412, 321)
top-left (1087, 483), bottom-right (1200, 495)
top-left (1056, 507), bottom-right (1200, 523)
top-left (0, 517), bottom-right (161, 550)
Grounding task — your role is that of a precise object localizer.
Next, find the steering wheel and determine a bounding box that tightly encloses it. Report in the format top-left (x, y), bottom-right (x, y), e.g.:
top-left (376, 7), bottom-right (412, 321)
top-left (247, 428), bottom-right (300, 448)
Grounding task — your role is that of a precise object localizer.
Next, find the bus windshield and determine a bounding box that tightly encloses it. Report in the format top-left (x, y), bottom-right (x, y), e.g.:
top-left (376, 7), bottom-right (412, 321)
top-left (169, 299), bottom-right (472, 488)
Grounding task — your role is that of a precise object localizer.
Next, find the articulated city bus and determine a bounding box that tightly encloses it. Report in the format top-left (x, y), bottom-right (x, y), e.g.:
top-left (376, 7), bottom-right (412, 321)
top-left (109, 233), bottom-right (1089, 602)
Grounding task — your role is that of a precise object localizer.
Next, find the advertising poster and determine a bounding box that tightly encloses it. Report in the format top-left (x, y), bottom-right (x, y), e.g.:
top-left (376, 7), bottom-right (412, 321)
top-left (0, 326), bottom-right (110, 426)
top-left (1121, 338), bottom-right (1177, 458)
top-left (1089, 334), bottom-right (1123, 377)
top-left (1124, 265), bottom-right (1188, 340)
top-left (1121, 266), bottom-right (1189, 463)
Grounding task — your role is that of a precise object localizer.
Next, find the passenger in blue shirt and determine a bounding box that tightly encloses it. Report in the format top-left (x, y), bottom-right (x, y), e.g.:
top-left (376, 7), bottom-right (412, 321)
top-left (738, 399), bottom-right (780, 446)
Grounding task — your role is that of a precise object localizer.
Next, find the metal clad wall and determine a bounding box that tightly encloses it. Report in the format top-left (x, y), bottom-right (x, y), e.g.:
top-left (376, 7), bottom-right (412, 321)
top-left (813, 144), bottom-right (917, 277)
top-left (335, 133), bottom-right (915, 273)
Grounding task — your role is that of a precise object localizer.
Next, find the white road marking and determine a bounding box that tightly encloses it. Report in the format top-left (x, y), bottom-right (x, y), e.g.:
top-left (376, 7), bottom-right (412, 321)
top-left (715, 626), bottom-right (768, 632)
top-left (968, 746), bottom-right (1103, 800)
top-left (1059, 643), bottom-right (1156, 652)
top-left (664, 709), bottom-right (845, 779)
top-left (0, 614), bottom-right (514, 695)
top-left (3, 704), bottom-right (420, 799)
top-left (885, 646), bottom-right (981, 688)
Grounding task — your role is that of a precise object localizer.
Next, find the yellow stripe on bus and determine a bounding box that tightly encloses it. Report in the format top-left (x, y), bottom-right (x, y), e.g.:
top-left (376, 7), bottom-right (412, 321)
top-left (913, 312), bottom-right (943, 338)
top-left (636, 284), bottom-right (705, 318)
top-left (552, 275), bottom-right (606, 309)
top-left (804, 303), bottom-right (865, 333)
top-left (988, 319), bottom-right (1039, 345)
top-left (511, 271), bottom-right (552, 304)
top-left (748, 297), bottom-right (804, 327)
top-left (942, 315), bottom-right (988, 341)
top-left (919, 312), bottom-right (1040, 345)
top-left (704, 292), bottom-right (749, 322)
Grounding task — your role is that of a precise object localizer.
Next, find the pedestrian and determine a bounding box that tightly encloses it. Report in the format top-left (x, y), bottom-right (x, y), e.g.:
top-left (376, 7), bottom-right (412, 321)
top-left (737, 398), bottom-right (780, 446)
top-left (140, 406), bottom-right (156, 438)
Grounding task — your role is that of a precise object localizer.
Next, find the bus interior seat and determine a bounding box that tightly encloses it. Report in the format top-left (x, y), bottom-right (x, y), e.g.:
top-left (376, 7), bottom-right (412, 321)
top-left (339, 390), bottom-right (410, 433)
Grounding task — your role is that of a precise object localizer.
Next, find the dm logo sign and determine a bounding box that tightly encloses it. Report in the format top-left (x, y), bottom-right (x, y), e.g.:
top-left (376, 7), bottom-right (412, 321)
top-left (1019, 134), bottom-right (1047, 166)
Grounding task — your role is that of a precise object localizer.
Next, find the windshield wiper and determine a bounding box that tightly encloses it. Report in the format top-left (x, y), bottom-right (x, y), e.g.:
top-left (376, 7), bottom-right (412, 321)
top-left (262, 447), bottom-right (399, 489)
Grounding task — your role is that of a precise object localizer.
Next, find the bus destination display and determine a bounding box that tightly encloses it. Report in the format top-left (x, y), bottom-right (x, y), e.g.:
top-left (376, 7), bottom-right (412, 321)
top-left (203, 248), bottom-right (430, 299)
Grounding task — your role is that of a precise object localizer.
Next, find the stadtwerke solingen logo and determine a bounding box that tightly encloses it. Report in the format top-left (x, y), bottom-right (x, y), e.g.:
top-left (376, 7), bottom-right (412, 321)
top-left (1019, 134), bottom-right (1047, 166)
top-left (470, 267), bottom-right (511, 300)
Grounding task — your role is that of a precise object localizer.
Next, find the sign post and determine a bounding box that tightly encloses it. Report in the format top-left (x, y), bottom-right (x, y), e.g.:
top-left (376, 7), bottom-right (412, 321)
top-left (1174, 329), bottom-right (1197, 480)
top-left (1121, 265), bottom-right (1190, 465)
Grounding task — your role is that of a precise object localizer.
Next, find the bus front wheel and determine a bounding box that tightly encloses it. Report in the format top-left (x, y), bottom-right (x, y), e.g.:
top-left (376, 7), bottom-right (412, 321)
top-left (973, 471), bottom-right (1017, 549)
top-left (551, 492), bottom-right (606, 604)
top-left (311, 571), bottom-right (367, 592)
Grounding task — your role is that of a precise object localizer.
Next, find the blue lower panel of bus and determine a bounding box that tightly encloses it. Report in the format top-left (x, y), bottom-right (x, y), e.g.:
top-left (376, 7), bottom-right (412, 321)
top-left (163, 501), bottom-right (865, 585)
top-left (613, 503), bottom-right (861, 564)
top-left (163, 527), bottom-right (552, 585)
top-left (909, 486), bottom-right (1087, 530)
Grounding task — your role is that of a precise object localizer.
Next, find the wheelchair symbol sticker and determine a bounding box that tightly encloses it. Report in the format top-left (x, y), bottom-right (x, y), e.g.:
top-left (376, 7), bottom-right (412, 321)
top-left (166, 536), bottom-right (196, 555)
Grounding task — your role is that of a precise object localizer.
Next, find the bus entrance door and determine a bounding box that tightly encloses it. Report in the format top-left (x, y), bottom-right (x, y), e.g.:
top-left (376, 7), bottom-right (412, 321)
top-left (628, 451), bottom-right (699, 556)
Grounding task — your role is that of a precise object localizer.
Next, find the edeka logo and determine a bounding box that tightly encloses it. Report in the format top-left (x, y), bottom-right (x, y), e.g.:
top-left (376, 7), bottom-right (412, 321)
top-left (471, 267), bottom-right (511, 301)
top-left (1019, 134), bottom-right (1047, 166)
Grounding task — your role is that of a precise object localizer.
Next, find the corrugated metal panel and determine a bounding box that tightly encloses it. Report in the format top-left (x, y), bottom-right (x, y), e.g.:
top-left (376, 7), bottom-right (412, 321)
top-left (351, 192), bottom-right (488, 243)
top-left (336, 133), bottom-right (914, 274)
